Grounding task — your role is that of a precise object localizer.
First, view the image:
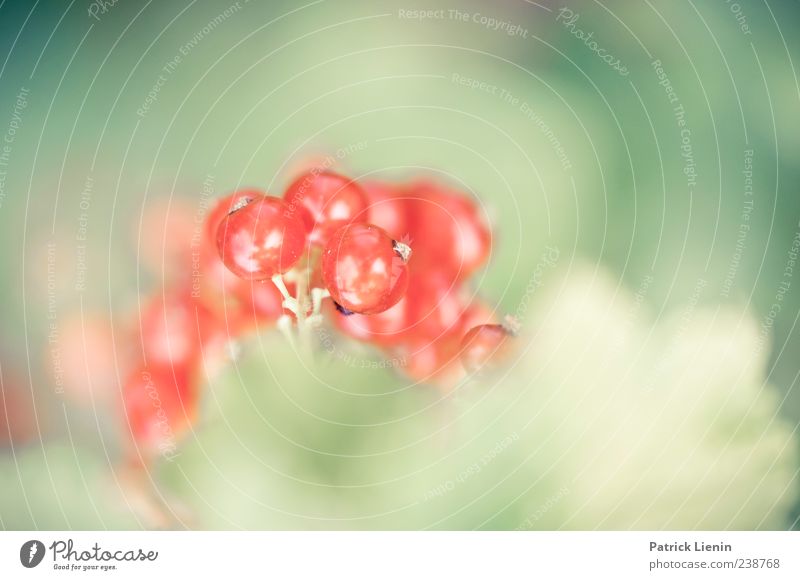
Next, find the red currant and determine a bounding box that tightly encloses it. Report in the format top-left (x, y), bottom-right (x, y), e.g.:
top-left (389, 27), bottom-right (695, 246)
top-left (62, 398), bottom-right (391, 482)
top-left (137, 197), bottom-right (196, 278)
top-left (322, 223), bottom-right (409, 314)
top-left (196, 241), bottom-right (248, 312)
top-left (364, 181), bottom-right (409, 242)
top-left (235, 279), bottom-right (286, 325)
top-left (459, 300), bottom-right (498, 330)
top-left (122, 364), bottom-right (195, 451)
top-left (283, 170), bottom-right (368, 246)
top-left (216, 196), bottom-right (307, 280)
top-left (404, 335), bottom-right (465, 389)
top-left (205, 188), bottom-right (265, 243)
top-left (57, 314), bottom-right (117, 403)
top-left (139, 292), bottom-right (221, 369)
top-left (0, 374), bottom-right (37, 447)
top-left (406, 273), bottom-right (467, 340)
top-left (408, 181), bottom-right (491, 281)
top-left (459, 324), bottom-right (513, 373)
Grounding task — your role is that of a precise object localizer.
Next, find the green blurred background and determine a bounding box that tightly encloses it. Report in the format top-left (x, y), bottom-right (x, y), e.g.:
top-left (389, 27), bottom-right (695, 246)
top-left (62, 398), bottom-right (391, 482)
top-left (0, 0), bottom-right (799, 529)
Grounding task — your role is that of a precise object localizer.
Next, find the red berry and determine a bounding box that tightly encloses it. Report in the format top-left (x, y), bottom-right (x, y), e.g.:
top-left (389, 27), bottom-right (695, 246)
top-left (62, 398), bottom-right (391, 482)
top-left (56, 314), bottom-right (117, 404)
top-left (235, 279), bottom-right (286, 325)
top-left (205, 188), bottom-right (265, 243)
top-left (122, 364), bottom-right (195, 452)
top-left (322, 223), bottom-right (409, 314)
top-left (283, 170), bottom-right (368, 246)
top-left (364, 181), bottom-right (409, 241)
top-left (139, 292), bottom-right (220, 368)
top-left (195, 235), bottom-right (289, 338)
top-left (459, 324), bottom-right (512, 373)
top-left (404, 335), bottom-right (465, 389)
top-left (459, 300), bottom-right (498, 330)
top-left (406, 273), bottom-right (467, 340)
top-left (408, 181), bottom-right (491, 281)
top-left (216, 196), bottom-right (307, 280)
top-left (0, 374), bottom-right (38, 447)
top-left (196, 241), bottom-right (248, 312)
top-left (137, 197), bottom-right (196, 278)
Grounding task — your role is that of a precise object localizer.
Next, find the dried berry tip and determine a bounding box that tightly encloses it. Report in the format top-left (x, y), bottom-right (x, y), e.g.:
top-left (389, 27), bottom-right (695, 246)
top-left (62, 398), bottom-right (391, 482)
top-left (392, 240), bottom-right (412, 263)
top-left (501, 314), bottom-right (521, 336)
top-left (334, 302), bottom-right (355, 316)
top-left (228, 196), bottom-right (254, 215)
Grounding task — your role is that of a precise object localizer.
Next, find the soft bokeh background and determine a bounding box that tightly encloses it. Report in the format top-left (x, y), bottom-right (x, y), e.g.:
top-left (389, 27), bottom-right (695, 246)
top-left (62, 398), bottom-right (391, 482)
top-left (0, 0), bottom-right (799, 529)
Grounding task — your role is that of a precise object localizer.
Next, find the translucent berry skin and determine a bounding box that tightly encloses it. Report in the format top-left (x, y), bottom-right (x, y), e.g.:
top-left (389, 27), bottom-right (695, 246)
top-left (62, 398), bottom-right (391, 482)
top-left (283, 170), bottom-right (368, 246)
top-left (459, 324), bottom-right (511, 373)
top-left (205, 188), bottom-right (265, 242)
top-left (216, 196), bottom-right (307, 280)
top-left (364, 181), bottom-right (409, 241)
top-left (322, 223), bottom-right (409, 314)
top-left (235, 279), bottom-right (286, 326)
top-left (459, 301), bottom-right (497, 330)
top-left (122, 364), bottom-right (195, 451)
top-left (58, 314), bottom-right (117, 403)
top-left (405, 335), bottom-right (465, 389)
top-left (407, 273), bottom-right (466, 339)
top-left (196, 241), bottom-right (248, 311)
top-left (408, 182), bottom-right (491, 281)
top-left (0, 374), bottom-right (37, 447)
top-left (138, 197), bottom-right (197, 278)
top-left (140, 293), bottom-right (220, 369)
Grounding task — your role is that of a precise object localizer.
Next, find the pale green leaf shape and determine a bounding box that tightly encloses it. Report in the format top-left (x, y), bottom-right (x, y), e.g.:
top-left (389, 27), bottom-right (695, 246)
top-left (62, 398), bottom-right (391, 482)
top-left (160, 264), bottom-right (797, 529)
top-left (477, 265), bottom-right (799, 530)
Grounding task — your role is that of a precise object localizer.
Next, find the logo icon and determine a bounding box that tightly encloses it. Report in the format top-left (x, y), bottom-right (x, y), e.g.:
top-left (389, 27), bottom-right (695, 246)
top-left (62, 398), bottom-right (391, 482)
top-left (20, 540), bottom-right (45, 568)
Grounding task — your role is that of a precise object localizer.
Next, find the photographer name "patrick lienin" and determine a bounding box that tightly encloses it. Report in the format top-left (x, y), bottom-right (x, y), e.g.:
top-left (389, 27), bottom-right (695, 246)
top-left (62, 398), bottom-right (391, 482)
top-left (650, 541), bottom-right (732, 552)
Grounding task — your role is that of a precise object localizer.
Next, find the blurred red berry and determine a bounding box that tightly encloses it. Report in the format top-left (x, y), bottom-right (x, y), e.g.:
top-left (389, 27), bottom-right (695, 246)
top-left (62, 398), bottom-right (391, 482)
top-left (408, 181), bottom-right (491, 281)
top-left (56, 314), bottom-right (118, 404)
top-left (122, 364), bottom-right (196, 453)
top-left (459, 324), bottom-right (513, 373)
top-left (363, 181), bottom-right (409, 242)
top-left (139, 292), bottom-right (221, 369)
top-left (216, 196), bottom-right (307, 280)
top-left (235, 279), bottom-right (286, 326)
top-left (406, 273), bottom-right (467, 340)
top-left (0, 373), bottom-right (38, 447)
top-left (196, 241), bottom-right (248, 312)
top-left (322, 223), bottom-right (409, 314)
top-left (137, 197), bottom-right (197, 278)
top-left (459, 300), bottom-right (498, 330)
top-left (404, 335), bottom-right (465, 389)
top-left (283, 170), bottom-right (368, 246)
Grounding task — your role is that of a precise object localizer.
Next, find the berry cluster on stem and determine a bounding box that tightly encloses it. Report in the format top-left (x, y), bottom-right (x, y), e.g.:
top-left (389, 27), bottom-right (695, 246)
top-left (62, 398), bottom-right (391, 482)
top-left (120, 168), bottom-right (516, 473)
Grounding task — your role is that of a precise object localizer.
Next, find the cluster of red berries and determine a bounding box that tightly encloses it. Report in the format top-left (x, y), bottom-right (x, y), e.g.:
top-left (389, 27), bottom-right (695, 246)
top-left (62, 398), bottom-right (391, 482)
top-left (327, 178), bottom-right (517, 384)
top-left (121, 169), bottom-right (515, 460)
